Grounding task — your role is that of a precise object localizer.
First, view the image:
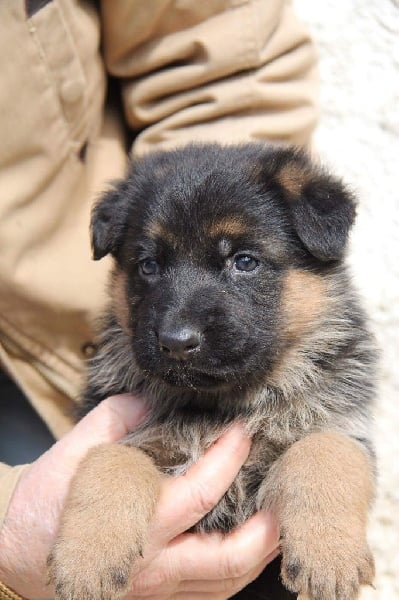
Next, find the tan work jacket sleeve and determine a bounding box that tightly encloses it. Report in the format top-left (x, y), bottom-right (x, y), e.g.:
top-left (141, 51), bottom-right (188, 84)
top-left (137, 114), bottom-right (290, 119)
top-left (0, 0), bottom-right (318, 532)
top-left (101, 0), bottom-right (319, 155)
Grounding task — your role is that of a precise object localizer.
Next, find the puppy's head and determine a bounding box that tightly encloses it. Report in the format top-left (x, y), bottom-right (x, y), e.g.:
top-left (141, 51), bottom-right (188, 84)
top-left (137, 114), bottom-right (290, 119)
top-left (91, 144), bottom-right (356, 394)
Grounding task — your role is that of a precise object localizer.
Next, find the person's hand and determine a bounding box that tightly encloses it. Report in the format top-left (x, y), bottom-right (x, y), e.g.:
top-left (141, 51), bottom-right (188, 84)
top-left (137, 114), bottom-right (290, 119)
top-left (0, 395), bottom-right (279, 600)
top-left (122, 421), bottom-right (280, 599)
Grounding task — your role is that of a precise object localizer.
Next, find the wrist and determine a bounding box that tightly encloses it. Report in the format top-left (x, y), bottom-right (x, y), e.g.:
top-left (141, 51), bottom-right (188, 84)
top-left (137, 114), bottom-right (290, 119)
top-left (0, 471), bottom-right (50, 600)
top-left (0, 528), bottom-right (23, 599)
top-left (0, 555), bottom-right (27, 600)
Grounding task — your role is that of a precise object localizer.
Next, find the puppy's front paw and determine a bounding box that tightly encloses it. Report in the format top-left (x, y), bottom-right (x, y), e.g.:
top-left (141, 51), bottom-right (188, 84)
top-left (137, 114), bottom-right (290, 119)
top-left (48, 444), bottom-right (161, 600)
top-left (258, 433), bottom-right (376, 600)
top-left (280, 521), bottom-right (375, 600)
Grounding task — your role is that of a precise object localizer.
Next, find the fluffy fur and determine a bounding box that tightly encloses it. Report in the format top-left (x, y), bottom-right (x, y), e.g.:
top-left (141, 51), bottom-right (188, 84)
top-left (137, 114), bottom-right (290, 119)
top-left (50, 143), bottom-right (377, 600)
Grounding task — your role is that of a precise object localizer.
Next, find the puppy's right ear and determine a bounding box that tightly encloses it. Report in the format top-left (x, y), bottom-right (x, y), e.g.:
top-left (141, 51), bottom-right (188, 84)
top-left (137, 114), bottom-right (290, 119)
top-left (91, 180), bottom-right (130, 261)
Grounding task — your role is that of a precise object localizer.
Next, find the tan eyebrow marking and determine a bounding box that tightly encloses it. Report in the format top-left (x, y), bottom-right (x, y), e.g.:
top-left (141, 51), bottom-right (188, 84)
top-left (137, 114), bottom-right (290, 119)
top-left (211, 219), bottom-right (289, 263)
top-left (145, 222), bottom-right (177, 246)
top-left (209, 217), bottom-right (249, 238)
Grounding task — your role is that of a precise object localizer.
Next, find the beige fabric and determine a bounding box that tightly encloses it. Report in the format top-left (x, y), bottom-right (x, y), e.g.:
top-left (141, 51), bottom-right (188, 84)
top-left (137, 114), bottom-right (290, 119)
top-left (102, 0), bottom-right (318, 152)
top-left (0, 0), bottom-right (318, 528)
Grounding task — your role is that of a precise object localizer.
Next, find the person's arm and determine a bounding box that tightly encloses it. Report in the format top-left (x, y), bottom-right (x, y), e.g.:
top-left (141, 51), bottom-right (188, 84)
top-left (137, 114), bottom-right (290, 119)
top-left (101, 0), bottom-right (319, 156)
top-left (0, 394), bottom-right (279, 600)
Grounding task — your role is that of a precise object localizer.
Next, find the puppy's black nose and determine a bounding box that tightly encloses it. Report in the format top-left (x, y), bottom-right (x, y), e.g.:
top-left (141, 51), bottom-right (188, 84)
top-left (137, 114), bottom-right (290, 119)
top-left (158, 327), bottom-right (201, 360)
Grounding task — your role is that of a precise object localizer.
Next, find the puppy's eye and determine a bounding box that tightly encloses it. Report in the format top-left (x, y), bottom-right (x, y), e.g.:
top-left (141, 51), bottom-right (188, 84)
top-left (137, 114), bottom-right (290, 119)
top-left (234, 254), bottom-right (259, 272)
top-left (139, 258), bottom-right (158, 276)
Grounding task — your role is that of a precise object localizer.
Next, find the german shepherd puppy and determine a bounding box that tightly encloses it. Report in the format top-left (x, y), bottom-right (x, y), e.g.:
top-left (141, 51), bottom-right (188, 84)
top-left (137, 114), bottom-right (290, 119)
top-left (49, 144), bottom-right (377, 600)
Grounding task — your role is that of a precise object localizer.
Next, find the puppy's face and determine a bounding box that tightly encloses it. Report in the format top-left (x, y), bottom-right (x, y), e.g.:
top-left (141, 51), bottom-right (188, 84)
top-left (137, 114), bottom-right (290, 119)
top-left (92, 144), bottom-right (355, 394)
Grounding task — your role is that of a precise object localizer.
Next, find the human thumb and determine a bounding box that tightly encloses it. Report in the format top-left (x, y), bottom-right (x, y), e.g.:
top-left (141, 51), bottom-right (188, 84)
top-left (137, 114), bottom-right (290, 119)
top-left (51, 394), bottom-right (147, 469)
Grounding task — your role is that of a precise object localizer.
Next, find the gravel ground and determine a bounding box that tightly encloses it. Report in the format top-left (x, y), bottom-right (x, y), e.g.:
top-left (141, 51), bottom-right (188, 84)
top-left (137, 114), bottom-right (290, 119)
top-left (293, 1), bottom-right (399, 597)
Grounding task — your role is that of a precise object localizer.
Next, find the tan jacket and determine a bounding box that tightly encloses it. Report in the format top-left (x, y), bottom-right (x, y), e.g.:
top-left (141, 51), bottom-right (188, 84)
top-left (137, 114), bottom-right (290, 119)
top-left (0, 0), bottom-right (318, 526)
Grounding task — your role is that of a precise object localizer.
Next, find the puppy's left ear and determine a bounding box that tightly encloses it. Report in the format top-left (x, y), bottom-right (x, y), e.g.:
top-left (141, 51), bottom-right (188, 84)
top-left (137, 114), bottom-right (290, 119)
top-left (91, 180), bottom-right (130, 261)
top-left (275, 152), bottom-right (357, 262)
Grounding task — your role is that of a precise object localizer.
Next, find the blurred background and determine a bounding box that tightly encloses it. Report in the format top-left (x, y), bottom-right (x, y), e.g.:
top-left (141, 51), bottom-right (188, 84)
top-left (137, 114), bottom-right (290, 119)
top-left (293, 0), bottom-right (399, 597)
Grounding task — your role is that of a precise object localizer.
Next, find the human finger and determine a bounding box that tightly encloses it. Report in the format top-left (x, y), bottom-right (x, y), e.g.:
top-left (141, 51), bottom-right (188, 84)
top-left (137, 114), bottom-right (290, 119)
top-left (152, 422), bottom-right (252, 541)
top-left (130, 511), bottom-right (279, 596)
top-left (177, 548), bottom-right (280, 594)
top-left (49, 393), bottom-right (147, 469)
top-left (169, 511), bottom-right (279, 581)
